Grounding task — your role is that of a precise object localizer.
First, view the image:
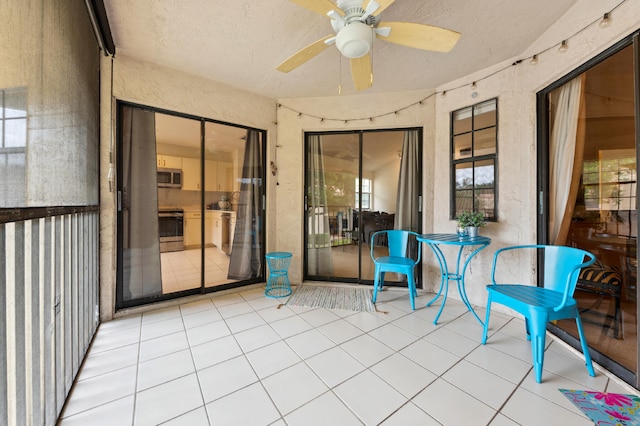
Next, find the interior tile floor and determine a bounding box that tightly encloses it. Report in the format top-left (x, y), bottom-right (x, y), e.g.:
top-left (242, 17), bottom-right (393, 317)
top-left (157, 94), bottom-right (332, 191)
top-left (59, 285), bottom-right (639, 425)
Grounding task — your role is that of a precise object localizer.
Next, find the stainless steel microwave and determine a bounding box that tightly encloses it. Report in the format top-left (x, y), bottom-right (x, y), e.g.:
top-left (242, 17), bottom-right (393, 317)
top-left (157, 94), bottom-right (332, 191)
top-left (157, 168), bottom-right (182, 188)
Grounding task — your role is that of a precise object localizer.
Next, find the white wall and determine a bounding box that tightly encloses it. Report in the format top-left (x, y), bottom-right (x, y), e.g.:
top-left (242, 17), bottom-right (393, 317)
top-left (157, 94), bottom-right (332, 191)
top-left (373, 158), bottom-right (400, 214)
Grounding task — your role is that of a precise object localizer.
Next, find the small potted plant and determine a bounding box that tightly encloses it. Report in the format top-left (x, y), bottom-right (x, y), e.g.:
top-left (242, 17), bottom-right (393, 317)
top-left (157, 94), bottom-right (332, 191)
top-left (457, 211), bottom-right (486, 237)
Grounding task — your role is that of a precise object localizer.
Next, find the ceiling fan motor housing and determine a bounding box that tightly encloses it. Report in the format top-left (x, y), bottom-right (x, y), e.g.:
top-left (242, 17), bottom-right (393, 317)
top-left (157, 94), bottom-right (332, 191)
top-left (336, 21), bottom-right (373, 58)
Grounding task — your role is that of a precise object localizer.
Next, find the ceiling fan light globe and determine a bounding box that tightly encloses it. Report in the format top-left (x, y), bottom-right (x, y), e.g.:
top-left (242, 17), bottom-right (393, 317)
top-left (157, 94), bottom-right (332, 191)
top-left (336, 22), bottom-right (372, 58)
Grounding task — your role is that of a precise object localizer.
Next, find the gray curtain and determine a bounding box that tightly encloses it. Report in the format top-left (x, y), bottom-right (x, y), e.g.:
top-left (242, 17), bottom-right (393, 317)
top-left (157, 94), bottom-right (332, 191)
top-left (306, 134), bottom-right (334, 275)
top-left (228, 129), bottom-right (263, 279)
top-left (121, 106), bottom-right (162, 300)
top-left (395, 129), bottom-right (420, 232)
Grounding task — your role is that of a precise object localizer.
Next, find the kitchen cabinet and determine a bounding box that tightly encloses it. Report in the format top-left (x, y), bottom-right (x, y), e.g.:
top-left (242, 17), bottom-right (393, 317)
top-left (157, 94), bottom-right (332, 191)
top-left (184, 211), bottom-right (202, 248)
top-left (204, 160), bottom-right (232, 192)
top-left (204, 211), bottom-right (213, 246)
top-left (182, 158), bottom-right (201, 191)
top-left (157, 155), bottom-right (182, 169)
top-left (185, 210), bottom-right (213, 248)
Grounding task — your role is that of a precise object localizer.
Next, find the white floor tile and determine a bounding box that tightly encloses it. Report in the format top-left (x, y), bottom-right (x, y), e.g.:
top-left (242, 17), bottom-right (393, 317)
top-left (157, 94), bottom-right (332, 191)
top-left (262, 362), bottom-right (329, 415)
top-left (205, 382), bottom-right (280, 426)
top-left (269, 314), bottom-right (313, 339)
top-left (225, 311), bottom-right (266, 333)
top-left (136, 349), bottom-right (195, 391)
top-left (412, 378), bottom-right (496, 425)
top-left (62, 365), bottom-right (138, 418)
top-left (161, 407), bottom-right (210, 426)
top-left (197, 355), bottom-right (259, 403)
top-left (75, 343), bottom-right (139, 381)
top-left (370, 353), bottom-right (437, 398)
top-left (191, 335), bottom-right (243, 371)
top-left (59, 395), bottom-right (134, 426)
top-left (442, 359), bottom-right (518, 409)
top-left (500, 387), bottom-right (593, 425)
top-left (334, 369), bottom-right (406, 425)
top-left (306, 347), bottom-right (366, 388)
top-left (317, 318), bottom-right (365, 344)
top-left (284, 391), bottom-right (362, 426)
top-left (340, 334), bottom-right (395, 367)
top-left (368, 322), bottom-right (421, 351)
top-left (64, 285), bottom-right (640, 426)
top-left (186, 319), bottom-right (231, 347)
top-left (285, 328), bottom-right (336, 359)
top-left (245, 341), bottom-right (302, 379)
top-left (464, 344), bottom-right (532, 384)
top-left (400, 338), bottom-right (461, 376)
top-left (380, 402), bottom-right (441, 425)
top-left (138, 330), bottom-right (190, 362)
top-left (134, 373), bottom-right (204, 426)
top-left (234, 323), bottom-right (281, 353)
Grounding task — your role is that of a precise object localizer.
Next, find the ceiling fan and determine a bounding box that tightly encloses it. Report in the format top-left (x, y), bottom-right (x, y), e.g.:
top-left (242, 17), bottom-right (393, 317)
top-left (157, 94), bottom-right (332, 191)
top-left (276, 0), bottom-right (461, 91)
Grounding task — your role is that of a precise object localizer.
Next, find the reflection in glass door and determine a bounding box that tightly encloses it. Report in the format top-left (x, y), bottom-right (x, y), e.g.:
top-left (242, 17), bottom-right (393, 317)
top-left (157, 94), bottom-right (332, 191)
top-left (542, 43), bottom-right (637, 384)
top-left (304, 129), bottom-right (421, 286)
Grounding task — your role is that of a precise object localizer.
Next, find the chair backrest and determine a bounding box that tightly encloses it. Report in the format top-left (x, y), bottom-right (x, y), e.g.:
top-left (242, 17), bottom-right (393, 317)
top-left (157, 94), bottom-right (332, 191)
top-left (491, 244), bottom-right (595, 311)
top-left (370, 230), bottom-right (421, 263)
top-left (542, 245), bottom-right (595, 296)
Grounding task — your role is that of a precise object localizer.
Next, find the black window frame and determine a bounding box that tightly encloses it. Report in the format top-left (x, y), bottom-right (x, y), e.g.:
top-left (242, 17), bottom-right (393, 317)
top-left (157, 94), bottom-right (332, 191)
top-left (450, 97), bottom-right (499, 221)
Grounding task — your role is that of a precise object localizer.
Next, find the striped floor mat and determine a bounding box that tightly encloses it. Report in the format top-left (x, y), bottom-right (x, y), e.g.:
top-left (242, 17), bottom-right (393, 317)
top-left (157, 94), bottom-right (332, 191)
top-left (284, 285), bottom-right (375, 312)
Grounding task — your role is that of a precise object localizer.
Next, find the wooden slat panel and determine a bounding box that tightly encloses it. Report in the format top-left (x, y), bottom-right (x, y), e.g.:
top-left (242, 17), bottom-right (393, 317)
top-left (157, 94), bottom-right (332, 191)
top-left (30, 219), bottom-right (43, 426)
top-left (12, 222), bottom-right (27, 425)
top-left (44, 217), bottom-right (56, 425)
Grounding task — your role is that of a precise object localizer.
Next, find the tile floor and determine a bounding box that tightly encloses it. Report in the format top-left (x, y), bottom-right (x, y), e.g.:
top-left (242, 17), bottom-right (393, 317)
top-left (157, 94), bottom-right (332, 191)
top-left (59, 285), bottom-right (639, 425)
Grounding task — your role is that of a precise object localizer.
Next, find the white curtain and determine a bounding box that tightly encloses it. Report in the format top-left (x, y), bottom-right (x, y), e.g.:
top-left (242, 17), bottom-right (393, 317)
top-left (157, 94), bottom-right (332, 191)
top-left (395, 129), bottom-right (420, 232)
top-left (306, 134), bottom-right (334, 276)
top-left (549, 75), bottom-right (586, 244)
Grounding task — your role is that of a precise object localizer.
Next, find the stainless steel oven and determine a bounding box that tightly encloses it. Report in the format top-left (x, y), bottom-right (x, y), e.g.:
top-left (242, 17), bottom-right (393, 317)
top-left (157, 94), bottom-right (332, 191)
top-left (158, 208), bottom-right (184, 252)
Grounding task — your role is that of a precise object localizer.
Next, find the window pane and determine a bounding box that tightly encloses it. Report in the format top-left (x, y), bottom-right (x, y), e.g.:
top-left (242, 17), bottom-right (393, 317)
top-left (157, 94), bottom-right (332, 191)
top-left (474, 159), bottom-right (495, 188)
top-left (4, 89), bottom-right (27, 119)
top-left (455, 189), bottom-right (473, 213)
top-left (455, 162), bottom-right (473, 189)
top-left (453, 134), bottom-right (472, 159)
top-left (452, 106), bottom-right (472, 134)
top-left (474, 128), bottom-right (496, 156)
top-left (473, 99), bottom-right (497, 129)
top-left (5, 118), bottom-right (26, 147)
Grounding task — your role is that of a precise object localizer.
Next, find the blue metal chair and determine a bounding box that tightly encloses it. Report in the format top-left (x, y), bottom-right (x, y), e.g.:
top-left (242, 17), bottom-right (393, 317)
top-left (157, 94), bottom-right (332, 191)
top-left (370, 230), bottom-right (421, 310)
top-left (481, 245), bottom-right (596, 383)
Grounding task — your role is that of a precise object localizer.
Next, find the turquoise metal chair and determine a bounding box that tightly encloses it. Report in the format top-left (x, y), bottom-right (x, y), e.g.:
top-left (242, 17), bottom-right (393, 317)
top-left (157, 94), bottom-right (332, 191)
top-left (481, 245), bottom-right (596, 383)
top-left (370, 230), bottom-right (421, 310)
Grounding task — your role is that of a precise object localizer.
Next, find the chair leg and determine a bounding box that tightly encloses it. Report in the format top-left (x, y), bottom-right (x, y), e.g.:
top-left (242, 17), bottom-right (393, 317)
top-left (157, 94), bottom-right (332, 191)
top-left (528, 312), bottom-right (548, 383)
top-left (481, 293), bottom-right (492, 344)
top-left (407, 270), bottom-right (416, 310)
top-left (575, 314), bottom-right (596, 377)
top-left (372, 266), bottom-right (381, 303)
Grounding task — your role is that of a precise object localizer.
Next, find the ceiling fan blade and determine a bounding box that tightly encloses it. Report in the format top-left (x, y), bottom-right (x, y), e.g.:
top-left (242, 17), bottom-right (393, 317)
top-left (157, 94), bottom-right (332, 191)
top-left (376, 21), bottom-right (460, 52)
top-left (277, 35), bottom-right (334, 73)
top-left (288, 0), bottom-right (343, 17)
top-left (369, 0), bottom-right (394, 16)
top-left (350, 54), bottom-right (373, 91)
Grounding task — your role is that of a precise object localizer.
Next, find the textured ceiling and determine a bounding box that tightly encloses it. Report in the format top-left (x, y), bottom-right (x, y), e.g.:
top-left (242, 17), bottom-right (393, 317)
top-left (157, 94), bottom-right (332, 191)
top-left (104, 0), bottom-right (580, 99)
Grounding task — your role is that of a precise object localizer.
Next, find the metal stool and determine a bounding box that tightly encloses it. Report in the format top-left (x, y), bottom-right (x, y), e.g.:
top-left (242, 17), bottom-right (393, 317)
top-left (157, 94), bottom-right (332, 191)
top-left (265, 252), bottom-right (292, 298)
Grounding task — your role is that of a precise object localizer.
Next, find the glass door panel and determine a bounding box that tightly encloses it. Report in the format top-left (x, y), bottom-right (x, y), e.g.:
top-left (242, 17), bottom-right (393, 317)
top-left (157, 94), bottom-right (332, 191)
top-left (155, 113), bottom-right (202, 294)
top-left (548, 45), bottom-right (637, 375)
top-left (305, 130), bottom-right (418, 285)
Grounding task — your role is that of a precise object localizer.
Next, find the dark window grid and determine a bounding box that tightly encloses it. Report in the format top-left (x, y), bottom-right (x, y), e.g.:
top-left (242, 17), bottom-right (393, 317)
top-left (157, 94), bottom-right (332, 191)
top-left (450, 97), bottom-right (498, 221)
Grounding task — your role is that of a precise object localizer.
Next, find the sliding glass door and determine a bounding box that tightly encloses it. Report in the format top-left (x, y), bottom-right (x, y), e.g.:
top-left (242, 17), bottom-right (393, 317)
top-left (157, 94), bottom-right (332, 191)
top-left (117, 102), bottom-right (266, 309)
top-left (304, 129), bottom-right (422, 286)
top-left (539, 37), bottom-right (639, 387)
